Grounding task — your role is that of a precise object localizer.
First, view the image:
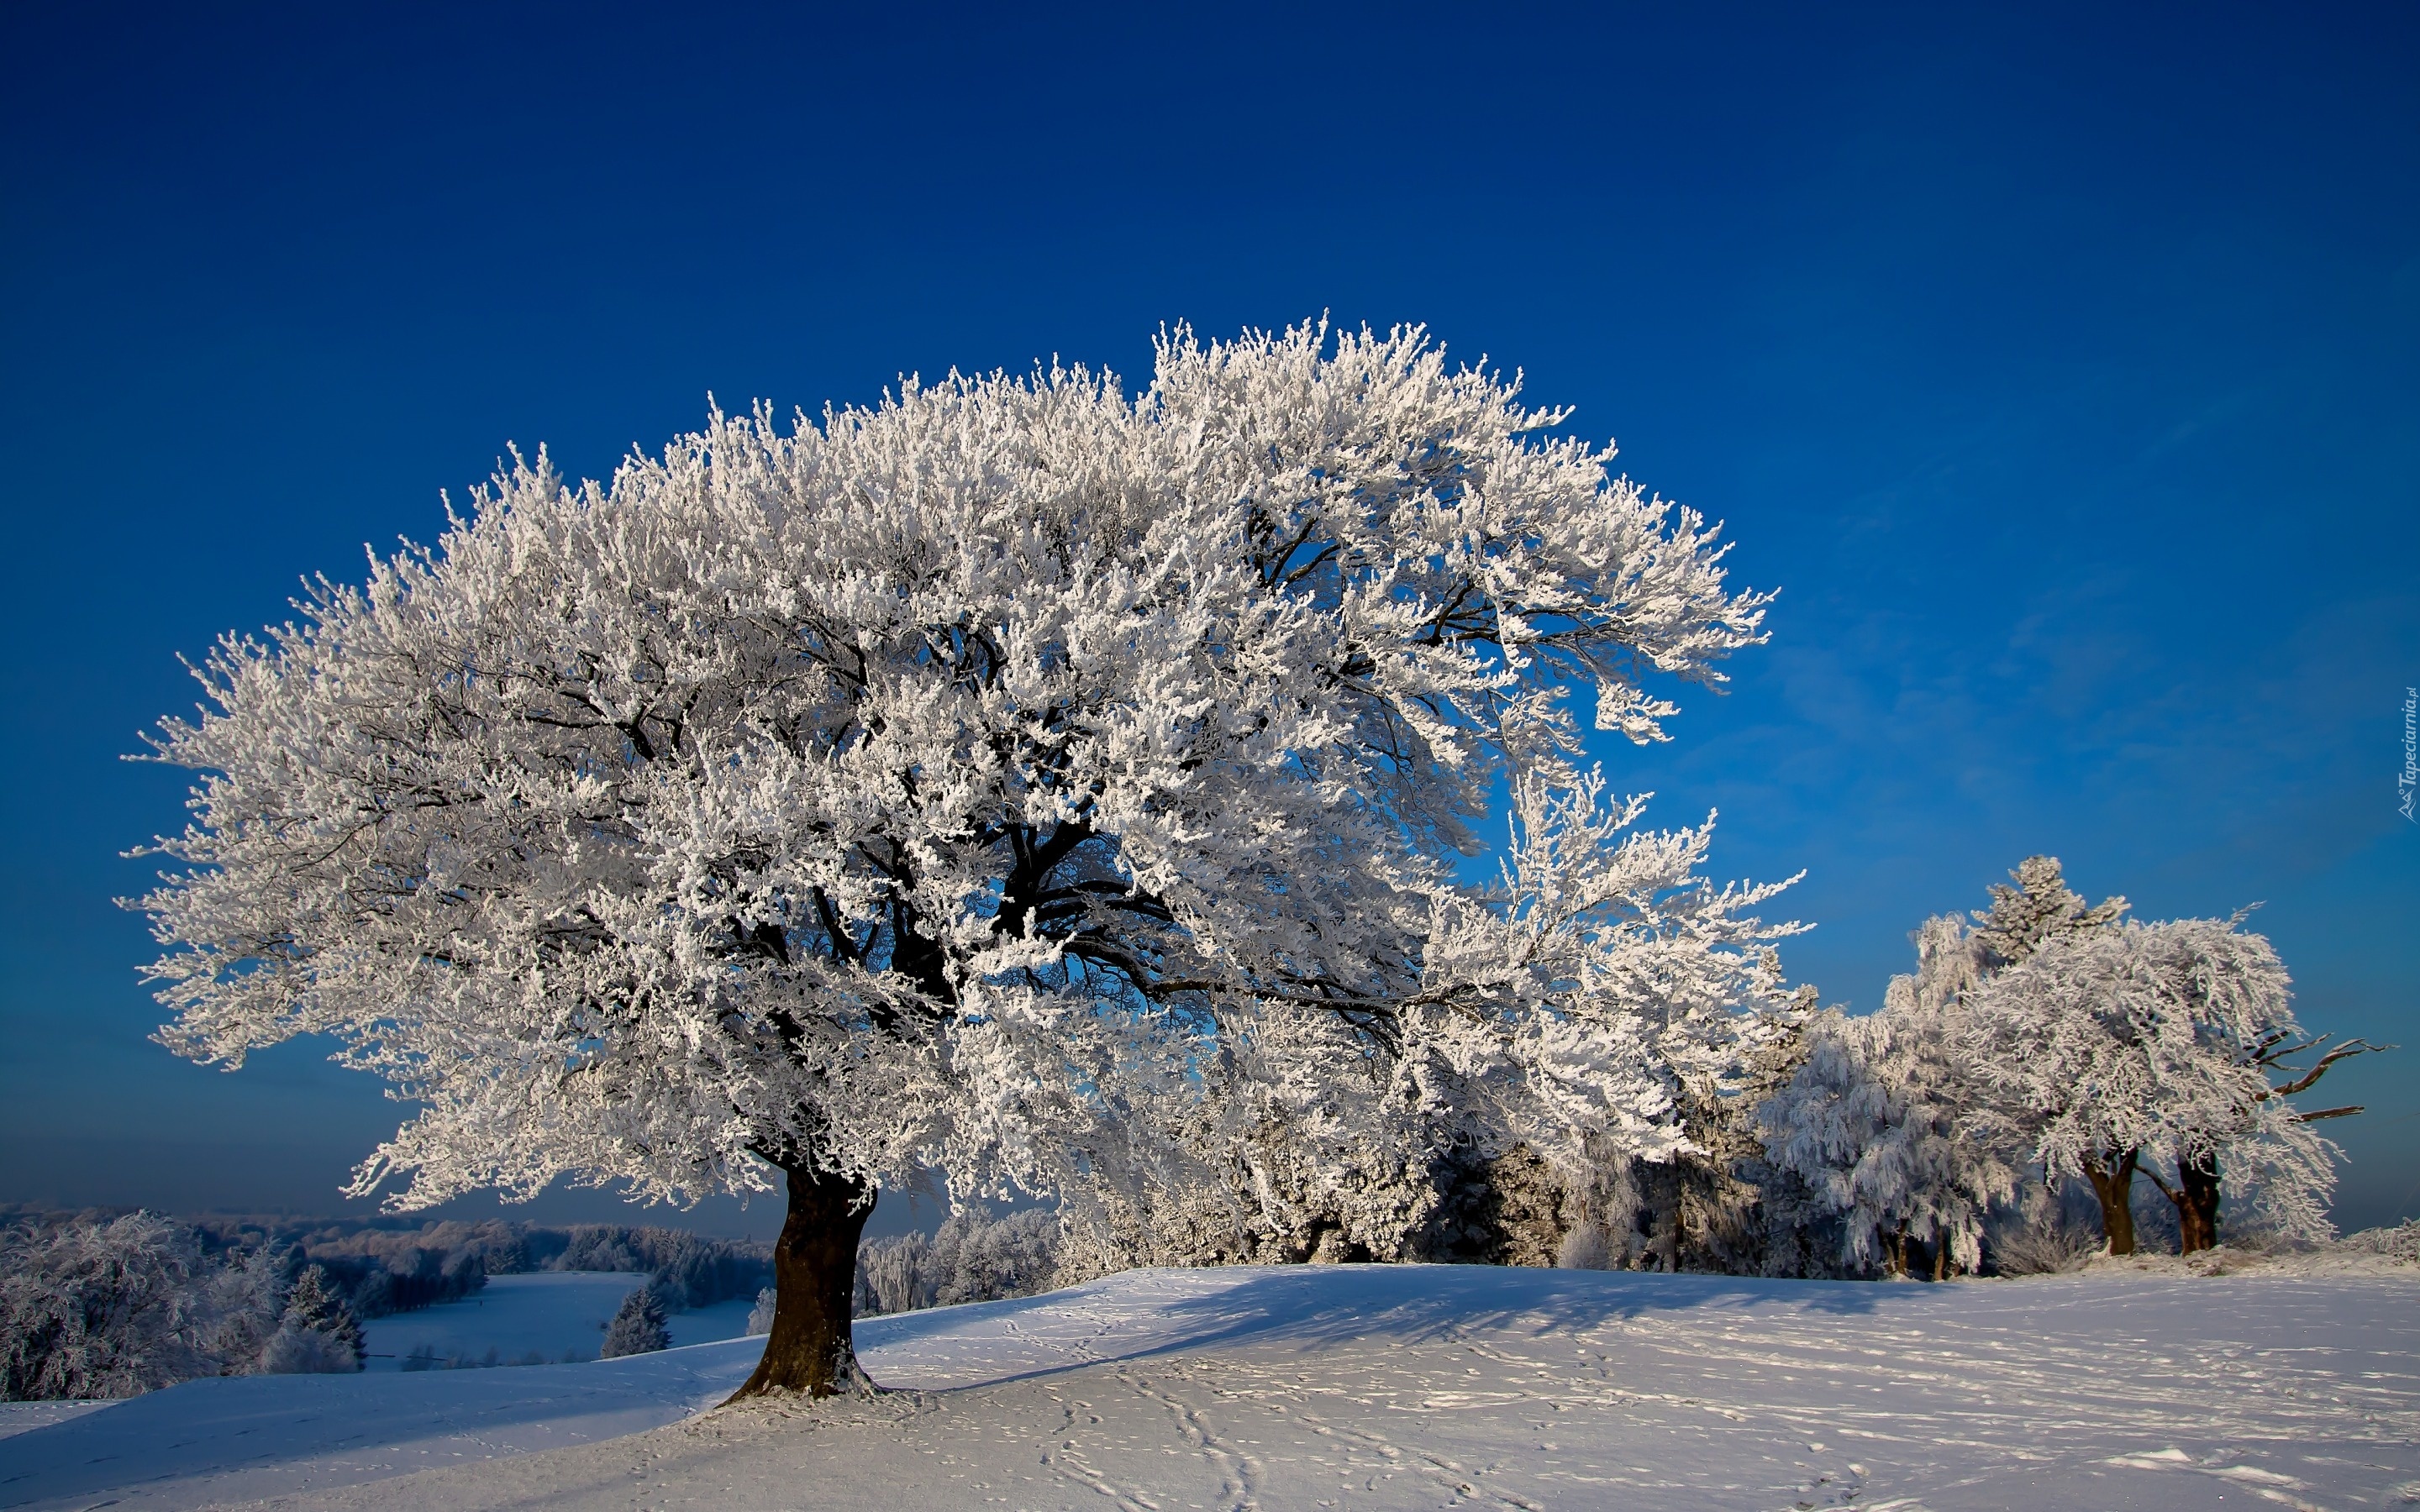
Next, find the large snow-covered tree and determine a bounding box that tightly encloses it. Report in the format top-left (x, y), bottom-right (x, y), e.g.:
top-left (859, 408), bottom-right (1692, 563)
top-left (1966, 915), bottom-right (2374, 1253)
top-left (134, 323), bottom-right (1796, 1396)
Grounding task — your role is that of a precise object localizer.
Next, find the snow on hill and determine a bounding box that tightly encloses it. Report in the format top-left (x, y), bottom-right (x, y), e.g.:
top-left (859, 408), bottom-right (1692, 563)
top-left (3, 1264), bottom-right (2415, 1510)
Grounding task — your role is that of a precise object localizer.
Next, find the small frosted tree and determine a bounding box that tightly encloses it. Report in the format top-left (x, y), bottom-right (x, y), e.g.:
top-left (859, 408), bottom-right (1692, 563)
top-left (135, 322), bottom-right (1791, 1397)
top-left (601, 1285), bottom-right (672, 1357)
top-left (1760, 919), bottom-right (2015, 1277)
top-left (1967, 915), bottom-right (2376, 1253)
top-left (260, 1264), bottom-right (364, 1373)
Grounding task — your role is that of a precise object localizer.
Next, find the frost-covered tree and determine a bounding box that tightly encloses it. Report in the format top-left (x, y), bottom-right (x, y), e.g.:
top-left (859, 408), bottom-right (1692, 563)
top-left (1759, 921), bottom-right (2017, 1278)
top-left (851, 1207), bottom-right (1065, 1315)
top-left (0, 1215), bottom-right (234, 1399)
top-left (134, 322), bottom-right (1791, 1397)
top-left (1752, 860), bottom-right (2111, 1274)
top-left (601, 1284), bottom-right (672, 1357)
top-left (1970, 855), bottom-right (2127, 972)
top-left (1759, 920), bottom-right (2009, 1276)
top-left (260, 1264), bottom-right (364, 1373)
top-left (197, 1242), bottom-right (289, 1371)
top-left (1551, 983), bottom-right (1819, 1276)
top-left (1966, 916), bottom-right (2375, 1253)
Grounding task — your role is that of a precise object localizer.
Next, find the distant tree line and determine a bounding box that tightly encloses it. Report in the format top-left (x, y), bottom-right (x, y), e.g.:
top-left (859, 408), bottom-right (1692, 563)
top-left (0, 1210), bottom-right (771, 1400)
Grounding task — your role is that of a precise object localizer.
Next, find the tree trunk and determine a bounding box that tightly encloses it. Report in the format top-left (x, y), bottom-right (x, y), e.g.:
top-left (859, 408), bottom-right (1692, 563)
top-left (729, 1164), bottom-right (876, 1400)
top-left (2082, 1149), bottom-right (2139, 1257)
top-left (2175, 1151), bottom-right (2221, 1254)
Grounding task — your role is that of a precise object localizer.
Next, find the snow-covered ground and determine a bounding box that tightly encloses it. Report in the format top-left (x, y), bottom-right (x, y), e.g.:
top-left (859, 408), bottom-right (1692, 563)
top-left (0, 1404), bottom-right (111, 1445)
top-left (3, 1264), bottom-right (2415, 1510)
top-left (357, 1272), bottom-right (755, 1368)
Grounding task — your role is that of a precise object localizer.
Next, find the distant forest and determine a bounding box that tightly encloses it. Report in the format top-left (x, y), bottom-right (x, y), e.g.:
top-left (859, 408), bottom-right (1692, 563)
top-left (0, 1204), bottom-right (770, 1322)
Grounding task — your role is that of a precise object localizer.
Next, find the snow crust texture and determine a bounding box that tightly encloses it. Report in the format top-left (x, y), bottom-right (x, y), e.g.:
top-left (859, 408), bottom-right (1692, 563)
top-left (3, 1265), bottom-right (2413, 1511)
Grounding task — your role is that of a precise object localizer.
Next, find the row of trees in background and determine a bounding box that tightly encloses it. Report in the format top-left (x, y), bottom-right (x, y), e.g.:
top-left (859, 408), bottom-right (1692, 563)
top-left (1746, 858), bottom-right (2377, 1278)
top-left (1049, 857), bottom-right (2372, 1284)
top-left (793, 858), bottom-right (2386, 1315)
top-left (177, 1215), bottom-right (771, 1313)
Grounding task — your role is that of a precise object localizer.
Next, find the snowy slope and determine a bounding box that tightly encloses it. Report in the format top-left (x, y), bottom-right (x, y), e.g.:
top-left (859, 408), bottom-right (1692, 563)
top-left (0, 1405), bottom-right (109, 1445)
top-left (4, 1264), bottom-right (2415, 1511)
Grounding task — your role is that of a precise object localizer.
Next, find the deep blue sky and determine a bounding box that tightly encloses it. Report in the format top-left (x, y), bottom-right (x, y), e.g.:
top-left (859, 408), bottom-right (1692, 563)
top-left (3, 2), bottom-right (2412, 1240)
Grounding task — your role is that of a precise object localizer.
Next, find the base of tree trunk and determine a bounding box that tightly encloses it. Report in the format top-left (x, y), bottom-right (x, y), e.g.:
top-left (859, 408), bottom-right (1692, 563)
top-left (2084, 1149), bottom-right (2140, 1257)
top-left (2176, 1152), bottom-right (2221, 1253)
top-left (727, 1164), bottom-right (877, 1402)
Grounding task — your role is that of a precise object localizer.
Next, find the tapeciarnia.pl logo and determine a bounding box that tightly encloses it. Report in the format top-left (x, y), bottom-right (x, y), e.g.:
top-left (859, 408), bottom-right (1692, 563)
top-left (2402, 686), bottom-right (2417, 822)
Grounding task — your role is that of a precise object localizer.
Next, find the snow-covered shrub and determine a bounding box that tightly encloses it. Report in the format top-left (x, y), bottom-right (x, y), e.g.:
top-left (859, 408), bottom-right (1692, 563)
top-left (259, 1320), bottom-right (361, 1373)
top-left (928, 1209), bottom-right (1061, 1304)
top-left (0, 1213), bottom-right (248, 1399)
top-left (853, 1233), bottom-right (931, 1316)
top-left (1988, 1218), bottom-right (2100, 1276)
top-left (2337, 1220), bottom-right (2420, 1263)
top-left (1567, 1002), bottom-right (1820, 1278)
top-left (1569, 1145), bottom-right (1762, 1275)
top-left (746, 1287), bottom-right (776, 1336)
top-left (601, 1285), bottom-right (671, 1357)
top-left (1057, 1091), bottom-right (1455, 1269)
top-left (195, 1242), bottom-right (288, 1370)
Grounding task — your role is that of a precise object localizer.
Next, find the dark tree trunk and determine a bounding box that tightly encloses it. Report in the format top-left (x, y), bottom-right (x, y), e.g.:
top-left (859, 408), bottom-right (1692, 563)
top-left (2082, 1149), bottom-right (2140, 1257)
top-left (729, 1164), bottom-right (876, 1400)
top-left (2175, 1151), bottom-right (2221, 1253)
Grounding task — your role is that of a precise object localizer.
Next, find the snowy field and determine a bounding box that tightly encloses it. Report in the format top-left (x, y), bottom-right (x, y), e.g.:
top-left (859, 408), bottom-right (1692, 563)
top-left (3, 1263), bottom-right (2415, 1511)
top-left (357, 1272), bottom-right (755, 1368)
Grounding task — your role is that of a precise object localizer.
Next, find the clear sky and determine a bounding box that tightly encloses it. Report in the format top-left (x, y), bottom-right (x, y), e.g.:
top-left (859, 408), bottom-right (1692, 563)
top-left (2, 2), bottom-right (2413, 1240)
